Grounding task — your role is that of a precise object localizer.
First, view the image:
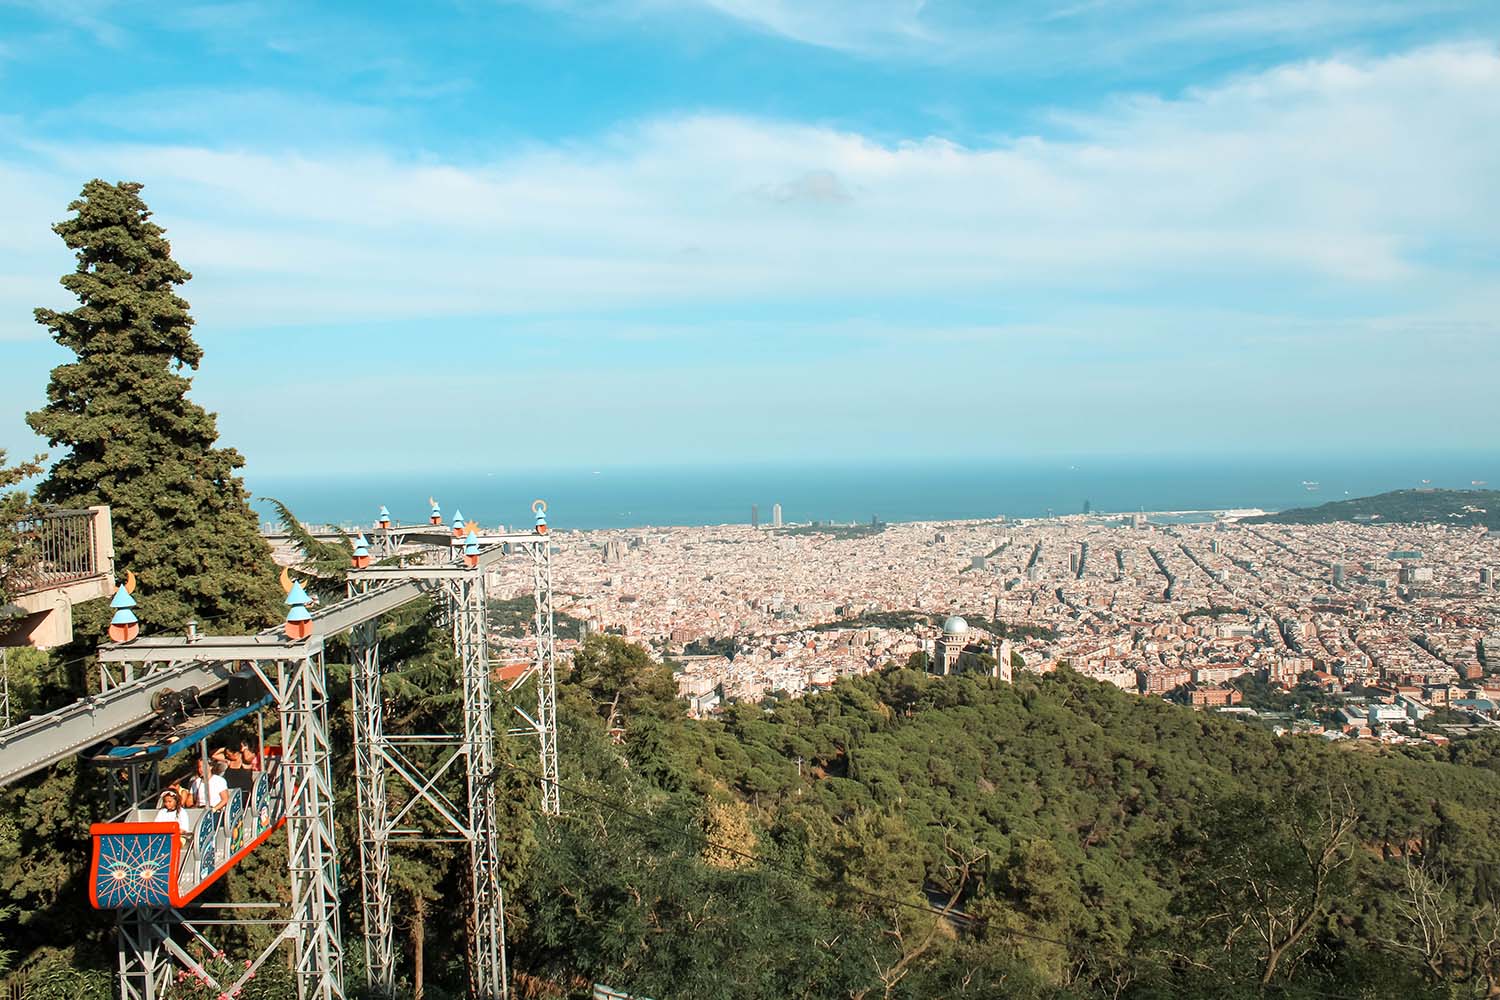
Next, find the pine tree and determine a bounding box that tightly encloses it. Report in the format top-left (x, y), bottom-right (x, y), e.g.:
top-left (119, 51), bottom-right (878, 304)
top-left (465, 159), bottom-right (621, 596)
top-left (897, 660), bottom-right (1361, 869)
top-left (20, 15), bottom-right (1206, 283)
top-left (26, 180), bottom-right (279, 634)
top-left (0, 449), bottom-right (44, 606)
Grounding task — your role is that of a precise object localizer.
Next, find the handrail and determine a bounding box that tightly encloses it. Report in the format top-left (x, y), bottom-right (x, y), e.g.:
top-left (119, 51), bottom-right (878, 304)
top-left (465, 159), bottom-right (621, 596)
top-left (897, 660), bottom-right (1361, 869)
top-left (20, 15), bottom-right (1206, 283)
top-left (12, 507), bottom-right (110, 591)
top-left (36, 507), bottom-right (102, 586)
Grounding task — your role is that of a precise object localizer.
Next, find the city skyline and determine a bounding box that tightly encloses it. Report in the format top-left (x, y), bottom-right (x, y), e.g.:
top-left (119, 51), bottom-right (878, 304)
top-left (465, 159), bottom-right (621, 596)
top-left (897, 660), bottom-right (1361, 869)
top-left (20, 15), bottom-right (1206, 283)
top-left (3, 2), bottom-right (1499, 474)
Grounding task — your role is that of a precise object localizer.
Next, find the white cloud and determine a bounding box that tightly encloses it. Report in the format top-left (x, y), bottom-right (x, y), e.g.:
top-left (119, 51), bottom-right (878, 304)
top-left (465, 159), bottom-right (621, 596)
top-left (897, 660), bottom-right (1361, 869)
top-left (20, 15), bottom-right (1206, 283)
top-left (537, 0), bottom-right (1490, 63)
top-left (1, 44), bottom-right (1498, 339)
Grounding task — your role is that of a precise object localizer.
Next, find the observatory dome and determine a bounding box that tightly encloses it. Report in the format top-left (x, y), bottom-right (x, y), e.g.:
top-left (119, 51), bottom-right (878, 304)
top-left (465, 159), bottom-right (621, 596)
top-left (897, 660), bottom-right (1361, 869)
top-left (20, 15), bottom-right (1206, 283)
top-left (941, 615), bottom-right (969, 636)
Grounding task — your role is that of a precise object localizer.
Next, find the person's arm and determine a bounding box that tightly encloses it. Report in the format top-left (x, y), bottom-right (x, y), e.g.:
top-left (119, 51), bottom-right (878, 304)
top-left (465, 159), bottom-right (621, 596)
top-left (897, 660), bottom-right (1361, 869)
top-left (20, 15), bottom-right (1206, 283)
top-left (216, 780), bottom-right (229, 811)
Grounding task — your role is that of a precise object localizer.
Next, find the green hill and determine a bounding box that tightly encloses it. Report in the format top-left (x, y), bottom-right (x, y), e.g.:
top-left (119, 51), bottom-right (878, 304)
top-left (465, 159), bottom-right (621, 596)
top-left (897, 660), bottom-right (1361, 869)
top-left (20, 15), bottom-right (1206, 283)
top-left (517, 640), bottom-right (1500, 1000)
top-left (15, 634), bottom-right (1500, 999)
top-left (1242, 488), bottom-right (1500, 529)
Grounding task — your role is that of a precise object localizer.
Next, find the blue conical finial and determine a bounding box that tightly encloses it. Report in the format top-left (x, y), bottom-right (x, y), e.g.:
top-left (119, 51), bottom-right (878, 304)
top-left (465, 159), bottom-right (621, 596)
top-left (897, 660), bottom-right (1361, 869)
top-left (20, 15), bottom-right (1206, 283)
top-left (379, 505), bottom-right (391, 519)
top-left (286, 603), bottom-right (312, 623)
top-left (431, 498), bottom-right (441, 515)
top-left (464, 529), bottom-right (480, 555)
top-left (110, 606), bottom-right (138, 626)
top-left (110, 585), bottom-right (137, 610)
top-left (452, 509), bottom-right (464, 527)
top-left (285, 581), bottom-right (310, 607)
top-left (354, 531), bottom-right (370, 555)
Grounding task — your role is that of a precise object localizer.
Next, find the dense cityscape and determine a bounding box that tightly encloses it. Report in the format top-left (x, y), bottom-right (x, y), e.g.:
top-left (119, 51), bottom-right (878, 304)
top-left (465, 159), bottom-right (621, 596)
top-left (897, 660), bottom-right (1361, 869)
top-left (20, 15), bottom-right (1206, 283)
top-left (459, 507), bottom-right (1500, 740)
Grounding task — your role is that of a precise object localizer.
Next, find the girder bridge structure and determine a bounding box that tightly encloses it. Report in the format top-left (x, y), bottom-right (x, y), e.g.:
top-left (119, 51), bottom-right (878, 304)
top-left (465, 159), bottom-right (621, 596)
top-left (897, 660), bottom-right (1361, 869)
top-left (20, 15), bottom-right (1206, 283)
top-left (0, 515), bottom-right (561, 1000)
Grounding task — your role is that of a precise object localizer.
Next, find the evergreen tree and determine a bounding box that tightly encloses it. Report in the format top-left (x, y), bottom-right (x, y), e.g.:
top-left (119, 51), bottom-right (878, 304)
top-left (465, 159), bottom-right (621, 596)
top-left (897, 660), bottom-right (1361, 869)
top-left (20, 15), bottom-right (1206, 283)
top-left (0, 449), bottom-right (44, 606)
top-left (26, 180), bottom-right (279, 634)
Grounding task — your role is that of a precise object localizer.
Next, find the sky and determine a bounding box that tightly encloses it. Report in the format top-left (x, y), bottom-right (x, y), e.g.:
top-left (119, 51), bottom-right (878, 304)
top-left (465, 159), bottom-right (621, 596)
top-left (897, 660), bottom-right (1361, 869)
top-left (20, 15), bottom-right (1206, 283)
top-left (1, 0), bottom-right (1498, 475)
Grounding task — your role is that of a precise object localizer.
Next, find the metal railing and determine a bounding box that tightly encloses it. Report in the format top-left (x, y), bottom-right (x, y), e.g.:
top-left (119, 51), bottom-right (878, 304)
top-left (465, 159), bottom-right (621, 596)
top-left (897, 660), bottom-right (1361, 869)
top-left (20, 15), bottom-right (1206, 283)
top-left (26, 507), bottom-right (105, 589)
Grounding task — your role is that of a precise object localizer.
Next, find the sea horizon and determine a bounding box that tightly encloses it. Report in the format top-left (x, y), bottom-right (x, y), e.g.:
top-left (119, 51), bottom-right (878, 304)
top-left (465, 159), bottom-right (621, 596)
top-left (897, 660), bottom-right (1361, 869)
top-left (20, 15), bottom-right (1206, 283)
top-left (245, 452), bottom-right (1500, 533)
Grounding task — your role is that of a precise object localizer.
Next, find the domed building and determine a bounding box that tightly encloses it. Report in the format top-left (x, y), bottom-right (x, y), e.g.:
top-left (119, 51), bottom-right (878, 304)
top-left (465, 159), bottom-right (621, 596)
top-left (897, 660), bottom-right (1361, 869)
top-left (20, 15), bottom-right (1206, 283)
top-left (930, 613), bottom-right (1012, 681)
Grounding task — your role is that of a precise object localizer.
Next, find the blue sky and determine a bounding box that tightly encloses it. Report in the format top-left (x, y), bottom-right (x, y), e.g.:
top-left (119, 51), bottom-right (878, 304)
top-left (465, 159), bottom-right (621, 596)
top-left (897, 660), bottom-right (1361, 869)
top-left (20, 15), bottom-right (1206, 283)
top-left (1, 0), bottom-right (1498, 474)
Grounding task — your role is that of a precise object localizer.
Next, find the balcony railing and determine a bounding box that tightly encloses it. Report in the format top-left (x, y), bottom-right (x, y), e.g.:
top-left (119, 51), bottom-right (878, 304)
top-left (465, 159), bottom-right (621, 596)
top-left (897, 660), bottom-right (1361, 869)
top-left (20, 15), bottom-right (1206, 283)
top-left (34, 508), bottom-right (106, 587)
top-left (3, 506), bottom-right (113, 650)
top-left (6, 506), bottom-right (112, 601)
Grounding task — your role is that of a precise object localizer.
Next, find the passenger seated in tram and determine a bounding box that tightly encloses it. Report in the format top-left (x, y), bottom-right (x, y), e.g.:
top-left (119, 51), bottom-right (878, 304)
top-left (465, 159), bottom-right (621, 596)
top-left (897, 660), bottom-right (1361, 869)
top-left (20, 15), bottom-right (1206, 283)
top-left (152, 788), bottom-right (192, 837)
top-left (188, 759), bottom-right (230, 812)
top-left (215, 746), bottom-right (255, 795)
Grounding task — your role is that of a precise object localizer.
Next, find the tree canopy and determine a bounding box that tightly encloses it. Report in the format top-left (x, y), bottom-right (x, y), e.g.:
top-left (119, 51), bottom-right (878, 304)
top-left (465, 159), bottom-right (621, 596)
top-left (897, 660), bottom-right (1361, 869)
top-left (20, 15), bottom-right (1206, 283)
top-left (26, 180), bottom-right (279, 634)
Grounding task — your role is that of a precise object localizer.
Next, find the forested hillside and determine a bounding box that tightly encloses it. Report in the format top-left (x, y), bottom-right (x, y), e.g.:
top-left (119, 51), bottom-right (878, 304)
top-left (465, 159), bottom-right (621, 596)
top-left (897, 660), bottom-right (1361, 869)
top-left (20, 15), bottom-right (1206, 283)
top-left (1242, 488), bottom-right (1500, 529)
top-left (13, 632), bottom-right (1500, 998)
top-left (513, 641), bottom-right (1500, 999)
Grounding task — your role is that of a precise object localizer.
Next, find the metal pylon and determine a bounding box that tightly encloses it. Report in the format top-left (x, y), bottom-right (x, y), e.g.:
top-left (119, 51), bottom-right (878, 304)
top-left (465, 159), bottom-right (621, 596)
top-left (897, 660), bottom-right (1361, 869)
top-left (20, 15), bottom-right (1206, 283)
top-left (106, 645), bottom-right (346, 1000)
top-left (450, 572), bottom-right (508, 999)
top-left (115, 907), bottom-right (171, 1000)
top-left (279, 647), bottom-right (346, 1000)
top-left (531, 541), bottom-right (559, 816)
top-left (350, 618), bottom-right (394, 995)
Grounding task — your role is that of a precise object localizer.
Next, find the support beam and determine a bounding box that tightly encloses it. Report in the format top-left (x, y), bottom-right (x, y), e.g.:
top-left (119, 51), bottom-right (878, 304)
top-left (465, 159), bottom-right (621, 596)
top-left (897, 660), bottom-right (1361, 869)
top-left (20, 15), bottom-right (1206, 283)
top-left (3, 576), bottom-right (435, 788)
top-left (279, 647), bottom-right (345, 1000)
top-left (0, 656), bottom-right (252, 786)
top-left (533, 541), bottom-right (560, 816)
top-left (115, 907), bottom-right (172, 1000)
top-left (350, 620), bottom-right (394, 996)
top-left (451, 574), bottom-right (508, 999)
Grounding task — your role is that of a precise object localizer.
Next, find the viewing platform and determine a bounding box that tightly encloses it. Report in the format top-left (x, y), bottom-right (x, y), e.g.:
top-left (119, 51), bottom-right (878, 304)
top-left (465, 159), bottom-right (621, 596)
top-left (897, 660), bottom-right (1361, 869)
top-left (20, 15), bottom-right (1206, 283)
top-left (2, 505), bottom-right (115, 649)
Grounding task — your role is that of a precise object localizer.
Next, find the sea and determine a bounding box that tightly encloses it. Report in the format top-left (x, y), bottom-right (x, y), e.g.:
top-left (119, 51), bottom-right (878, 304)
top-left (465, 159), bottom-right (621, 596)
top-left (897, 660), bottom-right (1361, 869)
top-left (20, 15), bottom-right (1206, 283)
top-left (245, 452), bottom-right (1500, 533)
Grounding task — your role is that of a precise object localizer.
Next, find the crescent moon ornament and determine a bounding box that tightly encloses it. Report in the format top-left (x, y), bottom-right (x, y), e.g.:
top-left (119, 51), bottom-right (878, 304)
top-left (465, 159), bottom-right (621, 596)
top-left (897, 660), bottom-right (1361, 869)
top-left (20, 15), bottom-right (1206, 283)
top-left (532, 499), bottom-right (547, 514)
top-left (124, 570), bottom-right (136, 594)
top-left (429, 496), bottom-right (436, 507)
top-left (279, 566), bottom-right (293, 594)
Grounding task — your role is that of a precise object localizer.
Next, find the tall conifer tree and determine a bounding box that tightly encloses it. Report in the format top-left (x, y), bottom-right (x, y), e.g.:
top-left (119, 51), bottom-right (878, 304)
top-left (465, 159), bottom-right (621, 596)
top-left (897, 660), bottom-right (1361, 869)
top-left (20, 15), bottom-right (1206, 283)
top-left (27, 180), bottom-right (279, 633)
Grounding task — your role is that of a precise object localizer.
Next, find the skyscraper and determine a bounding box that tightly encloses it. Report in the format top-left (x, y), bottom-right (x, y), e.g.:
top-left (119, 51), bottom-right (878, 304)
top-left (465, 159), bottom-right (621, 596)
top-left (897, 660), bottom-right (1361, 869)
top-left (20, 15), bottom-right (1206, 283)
top-left (751, 504), bottom-right (759, 529)
top-left (772, 503), bottom-right (782, 528)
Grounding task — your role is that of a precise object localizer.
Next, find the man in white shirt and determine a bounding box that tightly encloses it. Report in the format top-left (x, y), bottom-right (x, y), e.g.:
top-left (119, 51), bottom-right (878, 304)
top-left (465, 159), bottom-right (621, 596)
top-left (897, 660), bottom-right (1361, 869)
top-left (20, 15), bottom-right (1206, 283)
top-left (189, 760), bottom-right (230, 812)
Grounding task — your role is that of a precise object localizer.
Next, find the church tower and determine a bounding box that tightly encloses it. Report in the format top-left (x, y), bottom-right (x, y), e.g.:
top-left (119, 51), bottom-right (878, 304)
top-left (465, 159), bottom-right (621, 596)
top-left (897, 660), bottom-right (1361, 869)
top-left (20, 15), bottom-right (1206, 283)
top-left (990, 594), bottom-right (1013, 683)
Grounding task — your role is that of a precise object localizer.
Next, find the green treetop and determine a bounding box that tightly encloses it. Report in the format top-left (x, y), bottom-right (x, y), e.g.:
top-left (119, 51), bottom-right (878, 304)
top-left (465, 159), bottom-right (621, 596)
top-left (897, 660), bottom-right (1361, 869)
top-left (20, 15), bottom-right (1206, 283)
top-left (26, 180), bottom-right (279, 634)
top-left (0, 449), bottom-right (44, 607)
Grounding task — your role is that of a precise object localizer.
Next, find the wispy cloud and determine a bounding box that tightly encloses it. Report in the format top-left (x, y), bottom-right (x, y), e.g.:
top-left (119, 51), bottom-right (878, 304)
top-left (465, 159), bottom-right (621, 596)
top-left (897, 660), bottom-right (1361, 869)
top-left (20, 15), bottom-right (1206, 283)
top-left (2, 43), bottom-right (1498, 343)
top-left (529, 0), bottom-right (1495, 65)
top-left (4, 0), bottom-right (128, 47)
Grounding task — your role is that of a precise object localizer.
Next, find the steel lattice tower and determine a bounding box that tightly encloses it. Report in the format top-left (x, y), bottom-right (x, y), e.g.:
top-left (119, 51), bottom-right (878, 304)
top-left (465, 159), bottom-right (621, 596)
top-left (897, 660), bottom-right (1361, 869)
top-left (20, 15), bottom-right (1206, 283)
top-left (451, 572), bottom-right (508, 998)
top-left (345, 530), bottom-right (557, 1000)
top-left (279, 647), bottom-right (346, 1000)
top-left (103, 642), bottom-right (348, 1000)
top-left (532, 540), bottom-right (560, 816)
top-left (26, 521), bottom-right (561, 1000)
top-left (349, 618), bottom-right (394, 994)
